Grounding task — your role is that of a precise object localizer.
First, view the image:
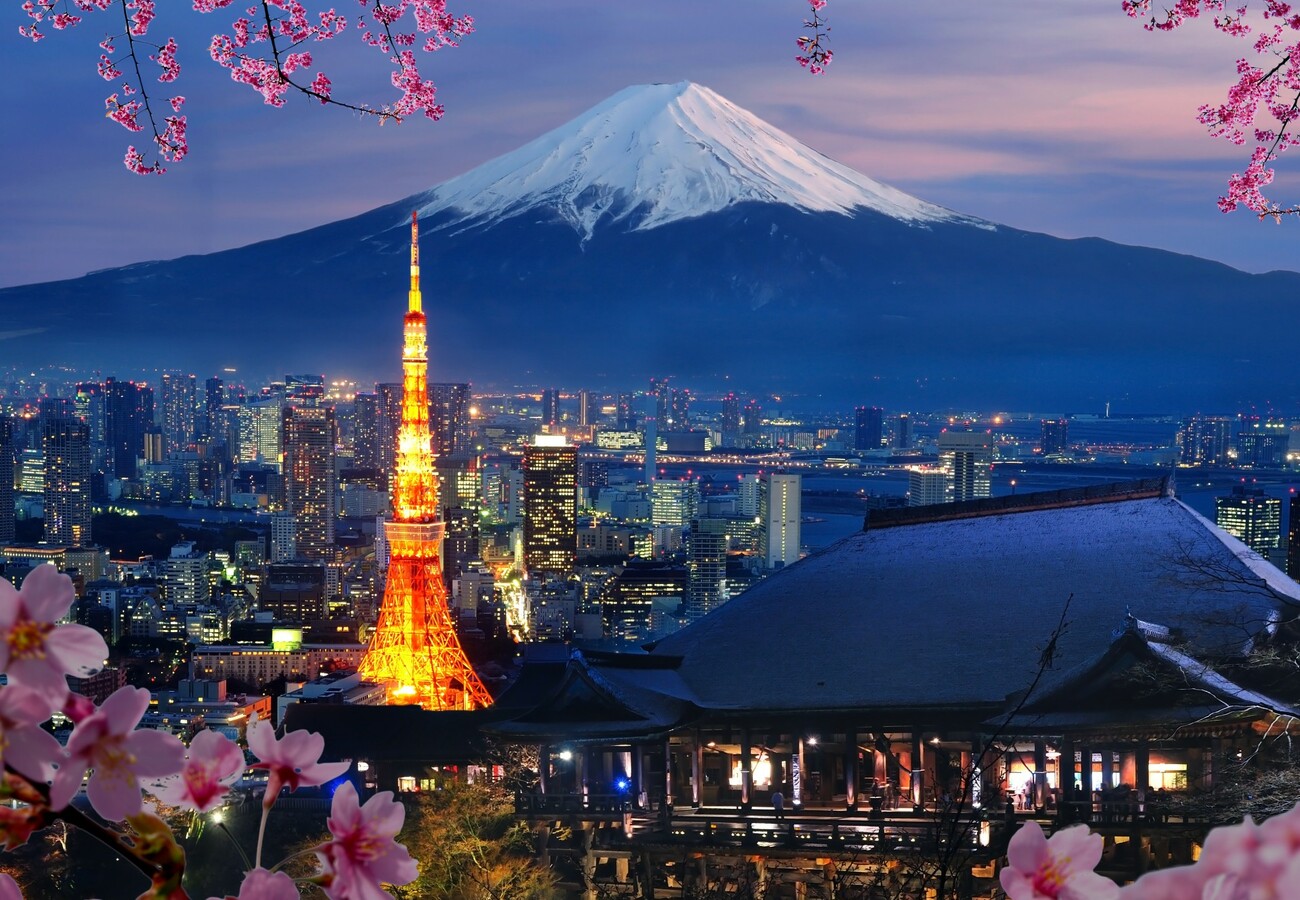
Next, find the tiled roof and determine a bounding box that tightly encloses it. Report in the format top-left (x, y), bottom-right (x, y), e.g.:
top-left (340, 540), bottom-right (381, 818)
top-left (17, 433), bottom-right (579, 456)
top-left (647, 487), bottom-right (1300, 714)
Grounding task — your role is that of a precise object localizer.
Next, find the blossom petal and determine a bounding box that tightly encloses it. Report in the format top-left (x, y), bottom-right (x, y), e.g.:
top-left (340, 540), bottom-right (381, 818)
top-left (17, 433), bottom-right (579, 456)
top-left (19, 564), bottom-right (75, 622)
top-left (4, 725), bottom-right (66, 783)
top-left (45, 622), bottom-right (109, 677)
top-left (48, 763), bottom-right (84, 811)
top-left (99, 686), bottom-right (150, 733)
top-left (1060, 870), bottom-right (1120, 900)
top-left (87, 768), bottom-right (144, 822)
top-left (125, 728), bottom-right (185, 777)
top-left (1049, 823), bottom-right (1105, 872)
top-left (0, 873), bottom-right (21, 900)
top-left (1007, 820), bottom-right (1049, 872)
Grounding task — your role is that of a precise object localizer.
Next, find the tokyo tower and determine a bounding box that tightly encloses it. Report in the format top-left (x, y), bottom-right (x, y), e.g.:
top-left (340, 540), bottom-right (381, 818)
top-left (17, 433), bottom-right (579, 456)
top-left (358, 212), bottom-right (493, 711)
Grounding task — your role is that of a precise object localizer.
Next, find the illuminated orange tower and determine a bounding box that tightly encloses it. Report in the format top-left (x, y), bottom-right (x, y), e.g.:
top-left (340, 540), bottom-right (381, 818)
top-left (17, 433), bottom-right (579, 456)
top-left (359, 213), bottom-right (493, 710)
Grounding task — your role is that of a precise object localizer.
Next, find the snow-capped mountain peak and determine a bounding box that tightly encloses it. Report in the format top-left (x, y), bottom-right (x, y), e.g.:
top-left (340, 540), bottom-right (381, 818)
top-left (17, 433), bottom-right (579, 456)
top-left (415, 81), bottom-right (985, 238)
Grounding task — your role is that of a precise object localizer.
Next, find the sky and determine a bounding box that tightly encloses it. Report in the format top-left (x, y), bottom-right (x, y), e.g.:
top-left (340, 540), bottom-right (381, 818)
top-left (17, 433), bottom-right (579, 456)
top-left (2, 0), bottom-right (1297, 289)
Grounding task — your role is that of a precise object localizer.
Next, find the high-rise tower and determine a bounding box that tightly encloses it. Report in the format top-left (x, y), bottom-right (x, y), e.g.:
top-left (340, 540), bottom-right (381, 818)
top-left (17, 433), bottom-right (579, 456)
top-left (359, 213), bottom-right (492, 711)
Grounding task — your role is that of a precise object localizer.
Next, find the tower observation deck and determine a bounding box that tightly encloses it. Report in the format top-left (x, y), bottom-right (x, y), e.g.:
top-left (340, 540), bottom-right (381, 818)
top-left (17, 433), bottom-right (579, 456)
top-left (358, 212), bottom-right (493, 711)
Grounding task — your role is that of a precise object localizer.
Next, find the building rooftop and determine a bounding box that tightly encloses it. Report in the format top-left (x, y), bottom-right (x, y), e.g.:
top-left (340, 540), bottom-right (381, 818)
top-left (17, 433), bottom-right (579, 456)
top-left (643, 480), bottom-right (1300, 715)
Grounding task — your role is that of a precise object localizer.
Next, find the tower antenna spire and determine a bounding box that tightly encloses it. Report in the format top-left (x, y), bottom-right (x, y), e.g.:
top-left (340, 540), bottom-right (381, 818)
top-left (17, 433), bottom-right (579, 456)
top-left (409, 210), bottom-right (421, 313)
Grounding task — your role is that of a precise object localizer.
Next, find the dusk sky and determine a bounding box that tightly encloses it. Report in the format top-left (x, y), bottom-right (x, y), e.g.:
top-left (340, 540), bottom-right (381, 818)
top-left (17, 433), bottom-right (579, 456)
top-left (3, 0), bottom-right (1297, 289)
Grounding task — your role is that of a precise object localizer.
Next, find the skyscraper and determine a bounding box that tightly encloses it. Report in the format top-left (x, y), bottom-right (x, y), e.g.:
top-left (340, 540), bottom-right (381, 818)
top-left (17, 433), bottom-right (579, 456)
top-left (721, 393), bottom-right (741, 445)
top-left (522, 435), bottom-right (577, 578)
top-left (0, 416), bottom-right (15, 544)
top-left (359, 213), bottom-right (491, 711)
top-left (42, 418), bottom-right (92, 546)
top-left (939, 431), bottom-right (993, 502)
top-left (1215, 485), bottom-right (1281, 557)
top-left (1178, 416), bottom-right (1232, 466)
top-left (686, 517), bottom-right (729, 620)
top-left (429, 382), bottom-right (472, 458)
top-left (616, 393), bottom-right (637, 430)
top-left (1288, 494), bottom-right (1300, 581)
top-left (236, 399), bottom-right (282, 466)
top-left (104, 377), bottom-right (154, 479)
top-left (743, 399), bottom-right (763, 436)
top-left (855, 406), bottom-right (884, 451)
top-left (282, 405), bottom-right (337, 561)
top-left (159, 373), bottom-right (197, 456)
top-left (376, 382), bottom-right (402, 483)
top-left (908, 467), bottom-right (950, 506)
top-left (1041, 418), bottom-right (1070, 456)
top-left (541, 388), bottom-right (560, 427)
top-left (893, 413), bottom-right (912, 450)
top-left (1235, 418), bottom-right (1289, 468)
top-left (352, 391), bottom-right (381, 470)
top-left (761, 473), bottom-right (801, 570)
top-left (73, 382), bottom-right (106, 470)
top-left (578, 389), bottom-right (592, 428)
top-left (651, 479), bottom-right (700, 528)
top-left (199, 376), bottom-right (224, 441)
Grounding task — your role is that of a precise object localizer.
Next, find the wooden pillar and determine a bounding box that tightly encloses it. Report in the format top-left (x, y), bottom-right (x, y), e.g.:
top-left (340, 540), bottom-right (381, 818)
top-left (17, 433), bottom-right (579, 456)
top-left (691, 734), bottom-right (703, 808)
top-left (664, 738), bottom-right (674, 808)
top-left (580, 747), bottom-right (591, 806)
top-left (740, 727), bottom-right (753, 810)
top-left (1033, 741), bottom-right (1047, 813)
top-left (1136, 740), bottom-right (1150, 819)
top-left (1060, 738), bottom-right (1076, 820)
top-left (794, 736), bottom-right (806, 809)
top-left (1080, 744), bottom-right (1094, 820)
top-left (911, 730), bottom-right (925, 810)
top-left (845, 729), bottom-right (858, 810)
top-left (538, 743), bottom-right (550, 795)
top-left (632, 744), bottom-right (645, 805)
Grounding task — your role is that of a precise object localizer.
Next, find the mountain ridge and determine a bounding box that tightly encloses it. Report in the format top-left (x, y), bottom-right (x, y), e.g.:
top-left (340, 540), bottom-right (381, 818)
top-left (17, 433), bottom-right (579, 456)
top-left (1, 83), bottom-right (1297, 410)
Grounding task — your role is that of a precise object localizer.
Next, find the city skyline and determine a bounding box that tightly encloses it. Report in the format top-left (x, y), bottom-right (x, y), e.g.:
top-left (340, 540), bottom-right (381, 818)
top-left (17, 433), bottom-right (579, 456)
top-left (3, 0), bottom-right (1298, 294)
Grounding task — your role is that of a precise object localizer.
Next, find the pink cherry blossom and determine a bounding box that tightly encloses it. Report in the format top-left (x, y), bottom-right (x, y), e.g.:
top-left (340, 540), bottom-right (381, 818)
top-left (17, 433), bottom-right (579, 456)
top-left (247, 714), bottom-right (349, 803)
top-left (207, 867), bottom-right (300, 900)
top-left (149, 728), bottom-right (245, 813)
top-left (0, 873), bottom-right (20, 900)
top-left (316, 781), bottom-right (418, 899)
top-left (0, 567), bottom-right (108, 707)
top-left (1000, 821), bottom-right (1119, 900)
top-left (0, 684), bottom-right (65, 784)
top-left (49, 686), bottom-right (185, 822)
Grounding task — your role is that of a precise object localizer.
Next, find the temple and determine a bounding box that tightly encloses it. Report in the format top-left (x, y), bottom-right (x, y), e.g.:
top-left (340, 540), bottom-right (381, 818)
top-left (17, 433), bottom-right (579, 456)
top-left (357, 213), bottom-right (492, 711)
top-left (301, 478), bottom-right (1300, 894)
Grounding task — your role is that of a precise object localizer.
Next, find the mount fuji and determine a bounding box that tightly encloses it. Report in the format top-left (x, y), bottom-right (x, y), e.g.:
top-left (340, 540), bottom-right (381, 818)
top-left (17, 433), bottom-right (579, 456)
top-left (4, 81), bottom-right (1298, 410)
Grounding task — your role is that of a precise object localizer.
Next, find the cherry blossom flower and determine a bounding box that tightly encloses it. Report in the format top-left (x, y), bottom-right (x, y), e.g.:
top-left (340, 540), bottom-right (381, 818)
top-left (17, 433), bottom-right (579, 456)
top-left (49, 686), bottom-right (185, 822)
top-left (207, 867), bottom-right (300, 900)
top-left (316, 781), bottom-right (418, 899)
top-left (149, 728), bottom-right (245, 813)
top-left (247, 714), bottom-right (349, 803)
top-left (0, 684), bottom-right (66, 784)
top-left (0, 566), bottom-right (108, 706)
top-left (0, 873), bottom-right (20, 900)
top-left (1000, 821), bottom-right (1119, 900)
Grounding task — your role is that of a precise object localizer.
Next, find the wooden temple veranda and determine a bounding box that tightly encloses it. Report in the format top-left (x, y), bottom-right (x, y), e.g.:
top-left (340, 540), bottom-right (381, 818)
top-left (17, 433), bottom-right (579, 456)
top-left (292, 479), bottom-right (1300, 898)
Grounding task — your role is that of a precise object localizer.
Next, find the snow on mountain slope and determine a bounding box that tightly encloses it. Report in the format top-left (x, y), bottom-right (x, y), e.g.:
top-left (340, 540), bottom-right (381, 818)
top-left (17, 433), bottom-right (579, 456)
top-left (414, 81), bottom-right (989, 239)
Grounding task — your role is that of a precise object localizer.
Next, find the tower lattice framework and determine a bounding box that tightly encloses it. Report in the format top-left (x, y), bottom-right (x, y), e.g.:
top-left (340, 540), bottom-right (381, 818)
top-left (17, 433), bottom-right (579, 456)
top-left (358, 212), bottom-right (493, 711)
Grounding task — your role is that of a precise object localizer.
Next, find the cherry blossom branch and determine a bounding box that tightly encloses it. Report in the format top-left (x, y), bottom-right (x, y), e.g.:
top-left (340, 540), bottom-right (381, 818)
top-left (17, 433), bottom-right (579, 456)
top-left (795, 0), bottom-right (832, 75)
top-left (1124, 0), bottom-right (1300, 217)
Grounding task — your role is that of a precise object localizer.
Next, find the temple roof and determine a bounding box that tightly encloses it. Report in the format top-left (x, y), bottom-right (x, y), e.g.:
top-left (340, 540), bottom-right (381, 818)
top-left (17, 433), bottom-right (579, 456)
top-left (643, 482), bottom-right (1300, 716)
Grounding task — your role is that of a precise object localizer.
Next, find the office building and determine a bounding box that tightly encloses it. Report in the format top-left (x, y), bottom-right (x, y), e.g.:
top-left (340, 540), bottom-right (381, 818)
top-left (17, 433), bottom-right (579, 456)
top-left (1288, 495), bottom-right (1300, 580)
top-left (42, 417), bottom-right (92, 546)
top-left (430, 382), bottom-right (472, 459)
top-left (1178, 416), bottom-right (1232, 466)
top-left (376, 382), bottom-right (402, 484)
top-left (721, 393), bottom-right (741, 445)
top-left (651, 479), bottom-right (700, 528)
top-left (0, 416), bottom-right (14, 544)
top-left (1215, 485), bottom-right (1281, 556)
top-left (159, 373), bottom-right (197, 456)
top-left (855, 406), bottom-right (884, 451)
top-left (939, 431), bottom-right (993, 503)
top-left (199, 377), bottom-right (224, 441)
top-left (760, 473), bottom-right (801, 570)
top-left (523, 436), bottom-right (577, 578)
top-left (686, 517), bottom-right (729, 620)
top-left (237, 399), bottom-right (283, 467)
top-left (616, 393), bottom-right (637, 431)
top-left (104, 377), bottom-right (154, 479)
top-left (260, 562), bottom-right (327, 622)
top-left (541, 389), bottom-right (560, 427)
top-left (894, 413), bottom-right (912, 450)
top-left (1235, 418), bottom-right (1289, 468)
top-left (282, 405), bottom-right (337, 561)
top-left (1041, 418), bottom-right (1070, 457)
top-left (743, 399), bottom-right (763, 436)
top-left (908, 467), bottom-right (950, 507)
top-left (352, 392), bottom-right (382, 471)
